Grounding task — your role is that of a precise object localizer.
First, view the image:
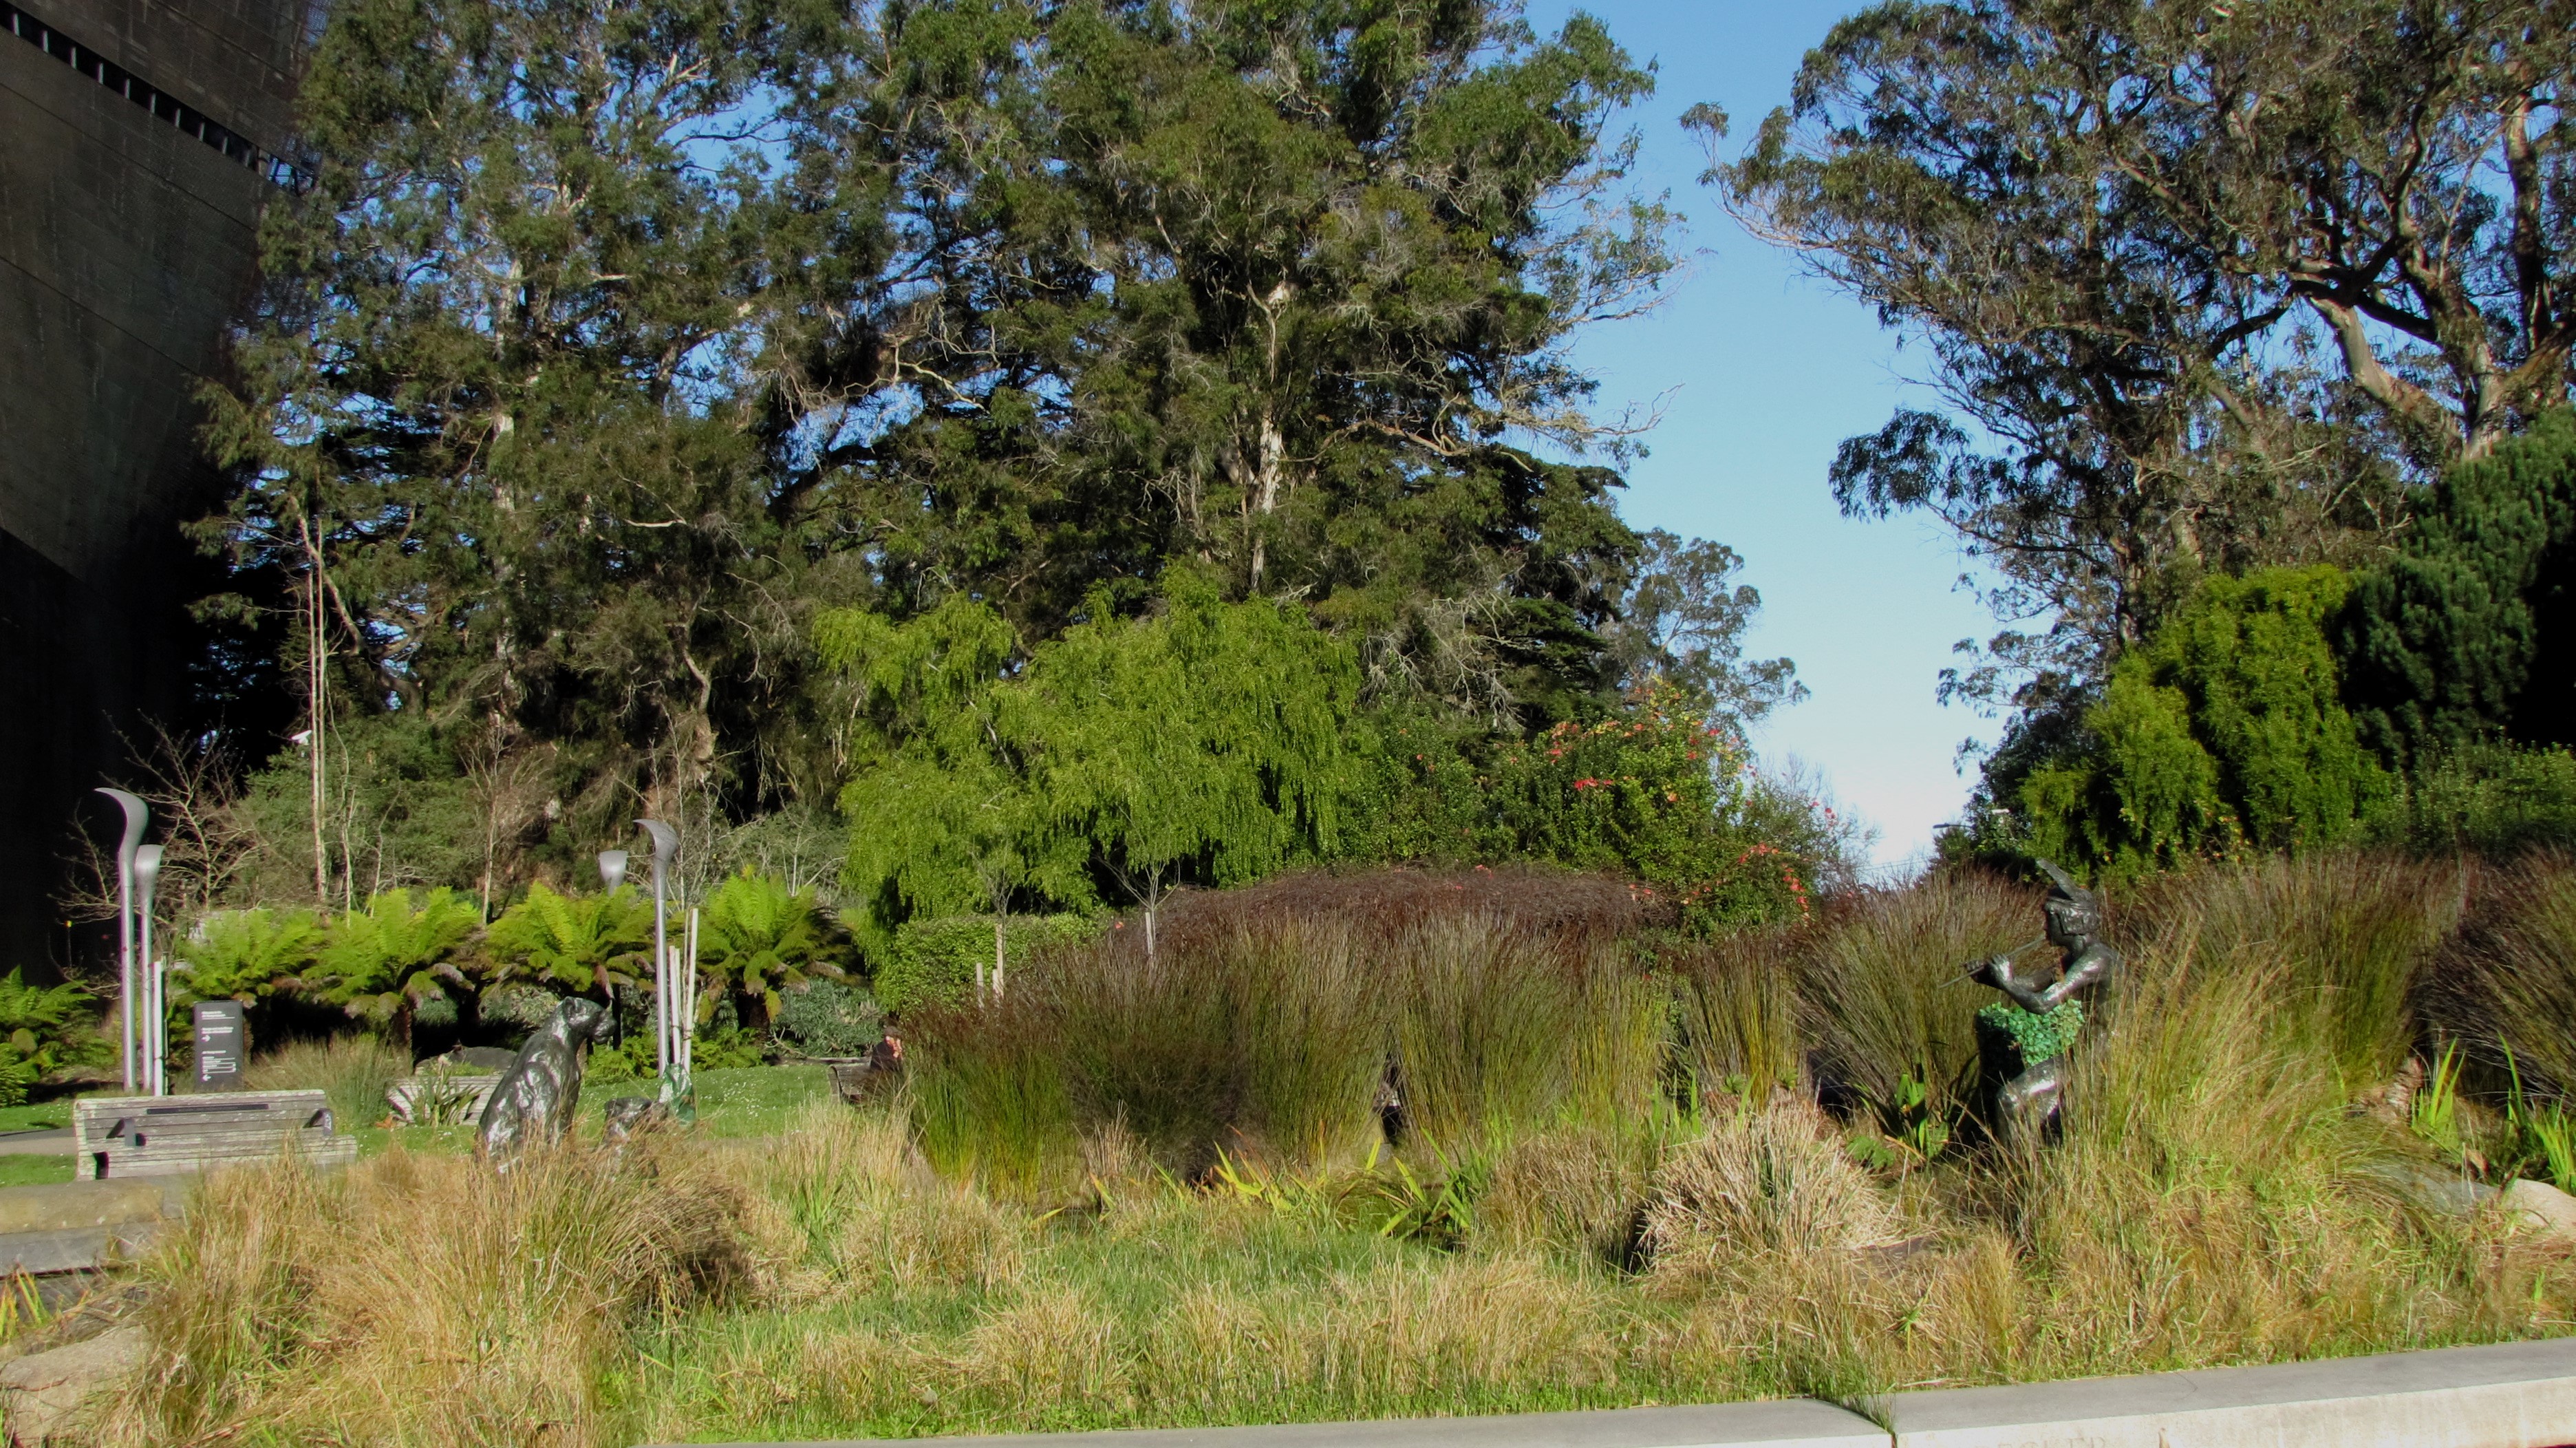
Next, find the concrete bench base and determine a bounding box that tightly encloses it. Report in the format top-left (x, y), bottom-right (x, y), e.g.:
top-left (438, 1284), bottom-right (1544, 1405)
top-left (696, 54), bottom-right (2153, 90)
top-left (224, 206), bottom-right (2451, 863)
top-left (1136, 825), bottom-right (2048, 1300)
top-left (668, 1336), bottom-right (2576, 1448)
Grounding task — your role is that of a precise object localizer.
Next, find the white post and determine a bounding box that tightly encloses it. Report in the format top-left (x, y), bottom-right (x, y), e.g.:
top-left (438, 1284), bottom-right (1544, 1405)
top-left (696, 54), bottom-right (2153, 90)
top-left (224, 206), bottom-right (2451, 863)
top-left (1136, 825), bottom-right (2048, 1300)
top-left (135, 845), bottom-right (164, 1096)
top-left (636, 820), bottom-right (678, 1105)
top-left (96, 789), bottom-right (147, 1092)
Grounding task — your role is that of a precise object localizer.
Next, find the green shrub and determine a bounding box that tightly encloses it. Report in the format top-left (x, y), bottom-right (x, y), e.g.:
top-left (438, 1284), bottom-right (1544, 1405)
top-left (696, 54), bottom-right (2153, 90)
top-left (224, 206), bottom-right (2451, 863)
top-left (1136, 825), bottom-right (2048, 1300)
top-left (773, 979), bottom-right (883, 1057)
top-left (1370, 682), bottom-right (1848, 928)
top-left (2366, 741), bottom-right (2576, 855)
top-left (873, 913), bottom-right (1096, 1017)
top-left (0, 971), bottom-right (107, 1105)
top-left (2015, 566), bottom-right (2390, 877)
top-left (2341, 409), bottom-right (2576, 765)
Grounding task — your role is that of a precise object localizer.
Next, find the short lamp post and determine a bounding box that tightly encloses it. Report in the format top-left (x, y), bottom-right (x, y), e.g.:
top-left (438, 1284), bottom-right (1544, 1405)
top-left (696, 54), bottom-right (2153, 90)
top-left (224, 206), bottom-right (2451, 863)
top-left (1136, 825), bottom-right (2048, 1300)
top-left (635, 820), bottom-right (693, 1118)
top-left (134, 844), bottom-right (164, 1096)
top-left (94, 789), bottom-right (147, 1092)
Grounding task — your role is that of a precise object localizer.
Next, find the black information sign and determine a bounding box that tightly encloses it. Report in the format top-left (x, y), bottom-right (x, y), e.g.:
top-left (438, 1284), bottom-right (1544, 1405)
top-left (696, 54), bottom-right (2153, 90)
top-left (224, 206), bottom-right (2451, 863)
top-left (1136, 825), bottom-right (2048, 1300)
top-left (193, 1001), bottom-right (245, 1087)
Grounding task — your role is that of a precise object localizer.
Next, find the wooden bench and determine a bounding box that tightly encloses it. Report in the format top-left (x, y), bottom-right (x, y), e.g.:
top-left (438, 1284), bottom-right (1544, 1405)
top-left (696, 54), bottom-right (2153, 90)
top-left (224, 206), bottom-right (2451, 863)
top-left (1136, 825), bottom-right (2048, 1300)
top-left (72, 1091), bottom-right (360, 1179)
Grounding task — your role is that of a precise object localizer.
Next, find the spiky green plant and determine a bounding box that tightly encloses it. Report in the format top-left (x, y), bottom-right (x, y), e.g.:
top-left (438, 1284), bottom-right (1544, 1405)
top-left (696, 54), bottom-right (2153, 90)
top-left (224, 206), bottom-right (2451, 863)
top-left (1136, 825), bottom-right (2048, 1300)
top-left (312, 888), bottom-right (483, 1047)
top-left (175, 908), bottom-right (326, 1005)
top-left (484, 884), bottom-right (652, 1000)
top-left (698, 871), bottom-right (845, 1031)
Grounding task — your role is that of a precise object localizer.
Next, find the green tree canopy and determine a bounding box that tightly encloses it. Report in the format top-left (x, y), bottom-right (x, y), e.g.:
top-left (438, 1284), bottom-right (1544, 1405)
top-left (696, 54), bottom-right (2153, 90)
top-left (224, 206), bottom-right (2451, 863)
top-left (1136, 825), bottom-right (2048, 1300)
top-left (828, 571), bottom-right (1362, 970)
top-left (196, 0), bottom-right (1701, 886)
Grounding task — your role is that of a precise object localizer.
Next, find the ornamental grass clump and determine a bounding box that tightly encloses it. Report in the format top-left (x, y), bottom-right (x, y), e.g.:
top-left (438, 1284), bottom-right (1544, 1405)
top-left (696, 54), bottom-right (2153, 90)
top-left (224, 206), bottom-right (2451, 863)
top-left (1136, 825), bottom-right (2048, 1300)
top-left (904, 867), bottom-right (1666, 1193)
top-left (104, 1142), bottom-right (747, 1446)
top-left (1794, 870), bottom-right (2034, 1136)
top-left (2418, 851), bottom-right (2576, 1100)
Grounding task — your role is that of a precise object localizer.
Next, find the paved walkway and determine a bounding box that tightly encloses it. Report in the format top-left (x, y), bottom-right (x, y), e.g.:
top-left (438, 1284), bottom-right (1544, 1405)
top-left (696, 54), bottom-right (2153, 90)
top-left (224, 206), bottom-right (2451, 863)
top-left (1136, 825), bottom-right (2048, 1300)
top-left (669, 1336), bottom-right (2576, 1448)
top-left (0, 1129), bottom-right (73, 1156)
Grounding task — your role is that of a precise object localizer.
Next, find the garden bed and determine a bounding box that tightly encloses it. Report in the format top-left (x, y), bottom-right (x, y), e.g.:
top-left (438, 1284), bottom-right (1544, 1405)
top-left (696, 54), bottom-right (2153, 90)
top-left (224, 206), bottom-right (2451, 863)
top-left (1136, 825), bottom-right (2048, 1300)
top-left (39, 857), bottom-right (2576, 1445)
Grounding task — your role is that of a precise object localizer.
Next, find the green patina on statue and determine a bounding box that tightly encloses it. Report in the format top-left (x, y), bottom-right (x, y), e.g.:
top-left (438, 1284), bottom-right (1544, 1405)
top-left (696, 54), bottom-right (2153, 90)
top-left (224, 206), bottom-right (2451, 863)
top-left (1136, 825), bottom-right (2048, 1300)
top-left (1968, 861), bottom-right (2118, 1144)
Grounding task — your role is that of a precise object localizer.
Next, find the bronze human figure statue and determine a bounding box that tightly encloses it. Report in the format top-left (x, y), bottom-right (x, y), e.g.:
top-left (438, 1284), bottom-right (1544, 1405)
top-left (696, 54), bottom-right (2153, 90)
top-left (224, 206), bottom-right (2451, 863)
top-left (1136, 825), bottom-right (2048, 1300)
top-left (478, 997), bottom-right (612, 1164)
top-left (1968, 862), bottom-right (2117, 1145)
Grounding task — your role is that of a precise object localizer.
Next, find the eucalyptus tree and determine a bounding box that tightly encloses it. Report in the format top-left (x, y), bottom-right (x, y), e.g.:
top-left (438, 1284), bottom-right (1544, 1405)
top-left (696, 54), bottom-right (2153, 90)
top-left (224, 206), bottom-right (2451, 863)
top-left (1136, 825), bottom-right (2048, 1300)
top-left (200, 0), bottom-right (872, 847)
top-left (1708, 0), bottom-right (2574, 718)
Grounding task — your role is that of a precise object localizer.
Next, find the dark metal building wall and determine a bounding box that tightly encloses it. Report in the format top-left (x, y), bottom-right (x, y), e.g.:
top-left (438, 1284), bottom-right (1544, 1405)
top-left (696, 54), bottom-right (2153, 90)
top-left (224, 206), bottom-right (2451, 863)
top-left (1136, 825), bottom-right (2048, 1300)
top-left (0, 0), bottom-right (306, 975)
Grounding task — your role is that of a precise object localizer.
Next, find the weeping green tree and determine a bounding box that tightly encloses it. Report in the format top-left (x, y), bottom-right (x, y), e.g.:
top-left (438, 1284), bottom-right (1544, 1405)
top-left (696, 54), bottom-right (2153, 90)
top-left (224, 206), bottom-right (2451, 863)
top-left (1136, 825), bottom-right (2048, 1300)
top-left (1022, 571), bottom-right (1360, 957)
top-left (827, 598), bottom-right (1091, 999)
top-left (828, 572), bottom-right (1367, 980)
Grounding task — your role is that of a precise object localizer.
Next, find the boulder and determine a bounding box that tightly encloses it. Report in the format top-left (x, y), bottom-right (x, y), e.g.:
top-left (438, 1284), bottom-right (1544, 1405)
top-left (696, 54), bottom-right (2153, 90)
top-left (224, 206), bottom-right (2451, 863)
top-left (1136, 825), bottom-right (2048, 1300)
top-left (0, 1325), bottom-right (148, 1445)
top-left (2502, 1178), bottom-right (2576, 1243)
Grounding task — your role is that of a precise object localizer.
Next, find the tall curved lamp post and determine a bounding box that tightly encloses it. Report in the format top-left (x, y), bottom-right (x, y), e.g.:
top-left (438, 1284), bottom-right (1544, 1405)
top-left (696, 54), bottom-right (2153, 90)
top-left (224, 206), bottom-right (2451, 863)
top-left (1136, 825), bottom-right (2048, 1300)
top-left (135, 845), bottom-right (164, 1095)
top-left (94, 789), bottom-right (147, 1092)
top-left (635, 820), bottom-right (691, 1117)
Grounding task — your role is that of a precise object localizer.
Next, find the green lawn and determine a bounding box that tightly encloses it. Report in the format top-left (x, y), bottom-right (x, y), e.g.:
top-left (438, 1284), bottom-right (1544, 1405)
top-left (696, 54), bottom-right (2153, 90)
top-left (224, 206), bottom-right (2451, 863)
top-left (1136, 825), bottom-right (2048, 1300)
top-left (0, 1101), bottom-right (72, 1133)
top-left (0, 1154), bottom-right (74, 1187)
top-left (348, 1064), bottom-right (833, 1159)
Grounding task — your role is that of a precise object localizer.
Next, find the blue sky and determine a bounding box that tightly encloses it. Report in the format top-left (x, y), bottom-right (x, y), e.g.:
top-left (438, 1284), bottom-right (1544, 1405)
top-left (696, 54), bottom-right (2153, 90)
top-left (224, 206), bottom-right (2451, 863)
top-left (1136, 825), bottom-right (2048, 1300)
top-left (1523, 0), bottom-right (2003, 871)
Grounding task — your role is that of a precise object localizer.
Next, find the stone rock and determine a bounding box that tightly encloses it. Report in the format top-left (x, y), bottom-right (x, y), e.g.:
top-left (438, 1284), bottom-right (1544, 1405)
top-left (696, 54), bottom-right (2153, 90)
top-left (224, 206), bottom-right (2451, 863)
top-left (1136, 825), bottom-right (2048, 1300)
top-left (2379, 1167), bottom-right (2576, 1246)
top-left (2502, 1178), bottom-right (2576, 1243)
top-left (0, 1325), bottom-right (148, 1445)
top-left (431, 1046), bottom-right (521, 1073)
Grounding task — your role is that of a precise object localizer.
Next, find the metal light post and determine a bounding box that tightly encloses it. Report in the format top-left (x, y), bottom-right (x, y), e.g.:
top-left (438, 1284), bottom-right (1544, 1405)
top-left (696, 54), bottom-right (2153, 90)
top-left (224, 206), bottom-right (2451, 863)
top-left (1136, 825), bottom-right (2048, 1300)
top-left (635, 820), bottom-right (685, 1114)
top-left (134, 844), bottom-right (164, 1096)
top-left (94, 789), bottom-right (147, 1091)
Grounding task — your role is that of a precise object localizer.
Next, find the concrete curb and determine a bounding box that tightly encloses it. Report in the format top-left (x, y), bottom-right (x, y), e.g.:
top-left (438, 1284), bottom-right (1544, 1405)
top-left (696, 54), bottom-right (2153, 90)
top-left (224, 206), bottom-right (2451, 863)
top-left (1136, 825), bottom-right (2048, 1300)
top-left (664, 1336), bottom-right (2576, 1448)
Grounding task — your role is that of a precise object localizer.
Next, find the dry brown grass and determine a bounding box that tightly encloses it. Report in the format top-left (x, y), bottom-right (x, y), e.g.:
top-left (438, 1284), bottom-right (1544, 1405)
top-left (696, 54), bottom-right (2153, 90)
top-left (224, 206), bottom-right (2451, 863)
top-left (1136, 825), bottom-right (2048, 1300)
top-left (2419, 851), bottom-right (2576, 1099)
top-left (99, 1140), bottom-right (745, 1446)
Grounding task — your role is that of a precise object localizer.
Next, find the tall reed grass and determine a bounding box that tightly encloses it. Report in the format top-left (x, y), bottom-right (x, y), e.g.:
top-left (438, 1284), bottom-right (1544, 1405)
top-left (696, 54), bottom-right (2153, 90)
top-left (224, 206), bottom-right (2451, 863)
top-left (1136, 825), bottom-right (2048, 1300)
top-left (239, 1034), bottom-right (409, 1129)
top-left (908, 868), bottom-right (1666, 1193)
top-left (1793, 871), bottom-right (2032, 1131)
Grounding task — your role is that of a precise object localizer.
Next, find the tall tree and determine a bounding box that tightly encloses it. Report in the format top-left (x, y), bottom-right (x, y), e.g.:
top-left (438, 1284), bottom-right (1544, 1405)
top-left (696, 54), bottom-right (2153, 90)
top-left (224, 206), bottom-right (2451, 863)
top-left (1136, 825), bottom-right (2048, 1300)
top-left (779, 0), bottom-right (1679, 725)
top-left (1706, 0), bottom-right (2573, 727)
top-left (1022, 568), bottom-right (1360, 955)
top-left (201, 0), bottom-right (857, 851)
top-left (825, 576), bottom-right (1362, 970)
